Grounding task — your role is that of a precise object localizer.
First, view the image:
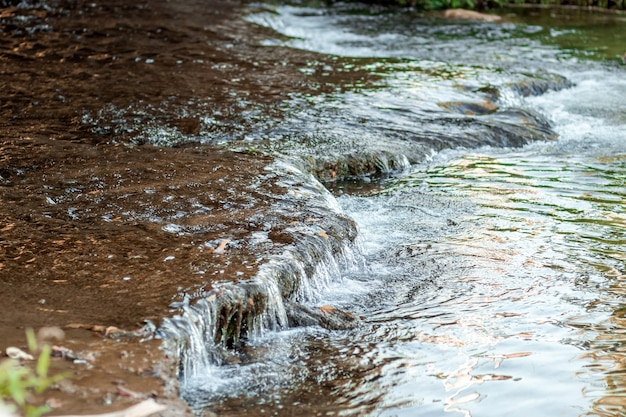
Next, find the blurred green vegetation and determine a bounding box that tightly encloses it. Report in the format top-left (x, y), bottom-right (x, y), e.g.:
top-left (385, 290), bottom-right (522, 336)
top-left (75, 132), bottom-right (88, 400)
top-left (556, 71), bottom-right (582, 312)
top-left (358, 0), bottom-right (499, 9)
top-left (0, 329), bottom-right (69, 417)
top-left (342, 0), bottom-right (625, 10)
top-left (506, 0), bottom-right (624, 9)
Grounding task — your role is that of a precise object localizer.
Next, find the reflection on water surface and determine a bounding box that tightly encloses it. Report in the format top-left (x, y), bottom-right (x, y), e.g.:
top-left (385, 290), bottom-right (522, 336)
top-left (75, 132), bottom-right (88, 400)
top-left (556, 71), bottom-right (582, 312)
top-left (182, 4), bottom-right (626, 417)
top-left (191, 137), bottom-right (626, 416)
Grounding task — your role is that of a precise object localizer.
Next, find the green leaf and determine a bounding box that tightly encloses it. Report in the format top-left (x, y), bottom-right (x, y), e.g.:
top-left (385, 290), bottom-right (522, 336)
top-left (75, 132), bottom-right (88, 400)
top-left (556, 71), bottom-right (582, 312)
top-left (36, 345), bottom-right (51, 379)
top-left (0, 330), bottom-right (69, 416)
top-left (7, 371), bottom-right (26, 406)
top-left (24, 404), bottom-right (51, 417)
top-left (25, 328), bottom-right (38, 354)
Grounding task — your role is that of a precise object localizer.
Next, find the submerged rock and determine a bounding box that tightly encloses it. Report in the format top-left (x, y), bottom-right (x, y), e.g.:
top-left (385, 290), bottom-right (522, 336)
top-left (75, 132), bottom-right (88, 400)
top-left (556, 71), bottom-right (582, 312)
top-left (444, 9), bottom-right (503, 23)
top-left (438, 101), bottom-right (499, 115)
top-left (284, 302), bottom-right (363, 330)
top-left (508, 72), bottom-right (574, 97)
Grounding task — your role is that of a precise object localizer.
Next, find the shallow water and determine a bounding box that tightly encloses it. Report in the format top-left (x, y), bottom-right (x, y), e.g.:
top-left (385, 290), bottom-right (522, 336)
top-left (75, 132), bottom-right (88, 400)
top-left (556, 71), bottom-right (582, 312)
top-left (181, 4), bottom-right (626, 416)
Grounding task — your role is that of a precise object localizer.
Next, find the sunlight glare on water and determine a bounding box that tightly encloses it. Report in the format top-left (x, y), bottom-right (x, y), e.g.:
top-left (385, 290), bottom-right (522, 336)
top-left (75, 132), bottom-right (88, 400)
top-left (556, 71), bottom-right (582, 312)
top-left (331, 76), bottom-right (626, 414)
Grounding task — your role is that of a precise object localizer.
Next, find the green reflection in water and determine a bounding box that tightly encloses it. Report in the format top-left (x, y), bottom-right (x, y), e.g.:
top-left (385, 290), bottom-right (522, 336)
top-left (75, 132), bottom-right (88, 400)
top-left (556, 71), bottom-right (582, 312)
top-left (393, 148), bottom-right (626, 415)
top-left (505, 7), bottom-right (626, 62)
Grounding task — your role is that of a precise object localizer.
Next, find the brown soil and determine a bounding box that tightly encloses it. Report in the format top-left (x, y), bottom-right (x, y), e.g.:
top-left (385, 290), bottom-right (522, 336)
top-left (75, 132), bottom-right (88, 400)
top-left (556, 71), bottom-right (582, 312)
top-left (0, 0), bottom-right (371, 415)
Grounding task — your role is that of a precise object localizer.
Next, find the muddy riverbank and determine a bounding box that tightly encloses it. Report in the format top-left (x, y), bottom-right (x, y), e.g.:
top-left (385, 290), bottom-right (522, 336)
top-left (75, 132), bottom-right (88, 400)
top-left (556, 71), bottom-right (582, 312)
top-left (0, 0), bottom-right (368, 414)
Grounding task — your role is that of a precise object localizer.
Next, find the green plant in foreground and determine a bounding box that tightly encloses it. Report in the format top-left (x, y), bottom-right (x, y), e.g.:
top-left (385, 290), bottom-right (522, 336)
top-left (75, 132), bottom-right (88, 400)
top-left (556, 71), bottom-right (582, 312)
top-left (0, 329), bottom-right (69, 417)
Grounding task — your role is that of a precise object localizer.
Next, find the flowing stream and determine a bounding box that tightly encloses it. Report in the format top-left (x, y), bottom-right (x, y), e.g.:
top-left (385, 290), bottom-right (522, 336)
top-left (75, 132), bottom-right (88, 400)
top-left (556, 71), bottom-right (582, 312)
top-left (176, 4), bottom-right (626, 416)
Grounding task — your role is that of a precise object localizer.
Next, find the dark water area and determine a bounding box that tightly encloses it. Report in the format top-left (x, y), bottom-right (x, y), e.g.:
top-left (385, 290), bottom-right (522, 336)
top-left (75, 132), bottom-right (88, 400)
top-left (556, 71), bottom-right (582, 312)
top-left (1, 1), bottom-right (626, 416)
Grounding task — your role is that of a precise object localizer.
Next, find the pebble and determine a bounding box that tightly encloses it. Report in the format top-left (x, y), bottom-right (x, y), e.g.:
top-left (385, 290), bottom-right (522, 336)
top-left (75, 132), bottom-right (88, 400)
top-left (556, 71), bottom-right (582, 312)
top-left (5, 346), bottom-right (34, 360)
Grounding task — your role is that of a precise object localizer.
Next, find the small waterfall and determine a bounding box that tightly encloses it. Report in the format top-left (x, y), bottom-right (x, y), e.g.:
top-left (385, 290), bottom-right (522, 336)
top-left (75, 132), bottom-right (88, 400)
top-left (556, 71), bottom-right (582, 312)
top-left (159, 159), bottom-right (364, 385)
top-left (160, 276), bottom-right (289, 382)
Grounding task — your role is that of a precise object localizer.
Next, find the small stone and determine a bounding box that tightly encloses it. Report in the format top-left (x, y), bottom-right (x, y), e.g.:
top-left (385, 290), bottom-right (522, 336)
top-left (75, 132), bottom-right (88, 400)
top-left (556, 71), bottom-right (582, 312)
top-left (104, 326), bottom-right (122, 337)
top-left (320, 305), bottom-right (337, 314)
top-left (214, 239), bottom-right (230, 254)
top-left (285, 302), bottom-right (362, 330)
top-left (6, 347), bottom-right (34, 360)
top-left (317, 231), bottom-right (329, 239)
top-left (444, 9), bottom-right (502, 23)
top-left (45, 398), bottom-right (63, 409)
top-left (51, 345), bottom-right (77, 361)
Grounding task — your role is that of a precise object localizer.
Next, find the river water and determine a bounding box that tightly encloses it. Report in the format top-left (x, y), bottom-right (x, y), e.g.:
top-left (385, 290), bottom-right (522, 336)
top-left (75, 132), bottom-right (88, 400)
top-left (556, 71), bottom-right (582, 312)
top-left (179, 4), bottom-right (626, 416)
